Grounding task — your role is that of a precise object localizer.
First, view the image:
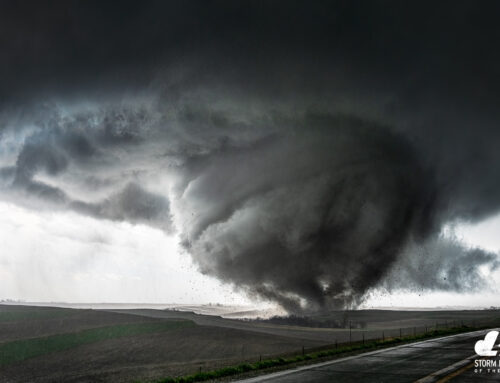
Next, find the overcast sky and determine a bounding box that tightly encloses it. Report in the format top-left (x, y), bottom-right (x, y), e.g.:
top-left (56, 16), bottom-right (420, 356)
top-left (1, 1), bottom-right (500, 311)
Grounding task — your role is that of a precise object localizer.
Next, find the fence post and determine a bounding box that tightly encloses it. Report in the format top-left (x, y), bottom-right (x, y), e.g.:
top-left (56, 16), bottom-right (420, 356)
top-left (399, 328), bottom-right (402, 338)
top-left (382, 331), bottom-right (385, 341)
top-left (335, 339), bottom-right (338, 349)
top-left (259, 355), bottom-right (262, 362)
top-left (414, 327), bottom-right (416, 336)
top-left (349, 321), bottom-right (352, 345)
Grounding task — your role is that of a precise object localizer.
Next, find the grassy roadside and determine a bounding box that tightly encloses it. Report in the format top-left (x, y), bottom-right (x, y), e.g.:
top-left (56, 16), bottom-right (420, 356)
top-left (0, 319), bottom-right (194, 366)
top-left (151, 324), bottom-right (494, 383)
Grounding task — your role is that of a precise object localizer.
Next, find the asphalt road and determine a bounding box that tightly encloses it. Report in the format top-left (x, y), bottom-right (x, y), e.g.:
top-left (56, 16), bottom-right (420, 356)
top-left (235, 329), bottom-right (500, 383)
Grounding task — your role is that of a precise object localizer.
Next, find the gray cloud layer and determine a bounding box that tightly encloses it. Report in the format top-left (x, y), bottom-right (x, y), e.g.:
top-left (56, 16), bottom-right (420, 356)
top-left (1, 106), bottom-right (173, 231)
top-left (0, 1), bottom-right (499, 311)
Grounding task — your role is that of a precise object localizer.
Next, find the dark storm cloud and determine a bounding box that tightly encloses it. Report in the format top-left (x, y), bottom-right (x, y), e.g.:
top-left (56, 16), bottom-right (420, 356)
top-left (71, 183), bottom-right (173, 232)
top-left (1, 1), bottom-right (500, 311)
top-left (180, 115), bottom-right (435, 311)
top-left (1, 1), bottom-right (496, 105)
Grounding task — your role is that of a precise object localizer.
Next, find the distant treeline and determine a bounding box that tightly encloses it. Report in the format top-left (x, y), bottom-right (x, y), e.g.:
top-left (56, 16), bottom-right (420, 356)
top-left (248, 315), bottom-right (367, 329)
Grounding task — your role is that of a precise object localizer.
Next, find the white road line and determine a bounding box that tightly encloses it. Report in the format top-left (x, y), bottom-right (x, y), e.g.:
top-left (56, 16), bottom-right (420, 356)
top-left (233, 329), bottom-right (493, 383)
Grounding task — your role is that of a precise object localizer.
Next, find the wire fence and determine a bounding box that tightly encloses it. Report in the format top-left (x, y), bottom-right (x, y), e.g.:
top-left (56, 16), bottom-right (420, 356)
top-left (190, 316), bottom-right (500, 375)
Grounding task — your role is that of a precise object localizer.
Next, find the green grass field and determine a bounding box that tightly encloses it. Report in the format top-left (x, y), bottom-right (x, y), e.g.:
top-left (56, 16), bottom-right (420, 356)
top-left (0, 320), bottom-right (194, 366)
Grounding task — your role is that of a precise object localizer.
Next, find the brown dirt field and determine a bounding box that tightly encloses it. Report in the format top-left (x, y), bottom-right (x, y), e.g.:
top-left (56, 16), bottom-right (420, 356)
top-left (0, 325), bottom-right (326, 383)
top-left (0, 306), bottom-right (161, 343)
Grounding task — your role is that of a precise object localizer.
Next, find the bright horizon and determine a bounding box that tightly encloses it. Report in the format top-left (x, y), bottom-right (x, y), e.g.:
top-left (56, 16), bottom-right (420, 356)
top-left (1, 199), bottom-right (498, 310)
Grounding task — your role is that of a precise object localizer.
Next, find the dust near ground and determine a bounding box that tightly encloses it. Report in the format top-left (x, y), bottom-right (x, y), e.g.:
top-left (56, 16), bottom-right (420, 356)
top-left (112, 307), bottom-right (500, 343)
